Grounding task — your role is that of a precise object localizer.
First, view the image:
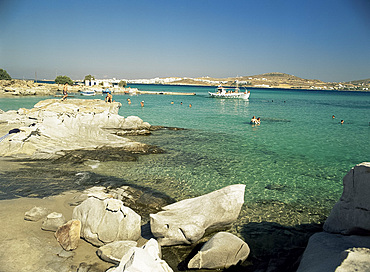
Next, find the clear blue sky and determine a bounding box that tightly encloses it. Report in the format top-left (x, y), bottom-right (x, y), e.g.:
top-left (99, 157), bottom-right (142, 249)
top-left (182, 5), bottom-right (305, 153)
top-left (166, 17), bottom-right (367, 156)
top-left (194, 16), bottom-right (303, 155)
top-left (1, 0), bottom-right (369, 82)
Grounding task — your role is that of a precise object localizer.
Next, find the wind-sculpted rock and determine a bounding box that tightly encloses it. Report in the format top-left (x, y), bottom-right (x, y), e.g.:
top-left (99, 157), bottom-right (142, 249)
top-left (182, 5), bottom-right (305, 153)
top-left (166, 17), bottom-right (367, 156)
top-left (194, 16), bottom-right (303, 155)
top-left (150, 184), bottom-right (246, 246)
top-left (188, 232), bottom-right (250, 269)
top-left (72, 197), bottom-right (141, 246)
top-left (323, 162), bottom-right (370, 235)
top-left (108, 238), bottom-right (173, 272)
top-left (0, 99), bottom-right (152, 160)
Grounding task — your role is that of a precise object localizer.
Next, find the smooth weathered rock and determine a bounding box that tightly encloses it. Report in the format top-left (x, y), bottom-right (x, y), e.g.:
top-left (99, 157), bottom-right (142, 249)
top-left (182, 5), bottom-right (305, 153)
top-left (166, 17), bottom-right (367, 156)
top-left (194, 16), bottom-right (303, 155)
top-left (55, 219), bottom-right (81, 251)
top-left (108, 238), bottom-right (173, 272)
top-left (150, 184), bottom-right (246, 246)
top-left (188, 232), bottom-right (250, 269)
top-left (24, 206), bottom-right (50, 221)
top-left (335, 247), bottom-right (370, 272)
top-left (97, 240), bottom-right (137, 264)
top-left (297, 232), bottom-right (370, 272)
top-left (42, 212), bottom-right (66, 231)
top-left (324, 162), bottom-right (370, 234)
top-left (0, 99), bottom-right (152, 160)
top-left (72, 197), bottom-right (141, 246)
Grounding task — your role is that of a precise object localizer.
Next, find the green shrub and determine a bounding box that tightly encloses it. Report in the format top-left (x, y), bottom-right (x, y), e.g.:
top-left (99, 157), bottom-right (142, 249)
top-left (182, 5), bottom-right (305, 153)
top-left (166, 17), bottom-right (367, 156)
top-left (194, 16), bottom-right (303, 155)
top-left (55, 75), bottom-right (73, 85)
top-left (0, 69), bottom-right (11, 80)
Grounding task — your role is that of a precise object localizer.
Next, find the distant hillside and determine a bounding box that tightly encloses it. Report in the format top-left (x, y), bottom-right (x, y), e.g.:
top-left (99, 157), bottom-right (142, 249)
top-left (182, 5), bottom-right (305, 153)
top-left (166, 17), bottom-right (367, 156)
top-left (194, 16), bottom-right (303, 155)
top-left (347, 78), bottom-right (370, 85)
top-left (130, 72), bottom-right (370, 91)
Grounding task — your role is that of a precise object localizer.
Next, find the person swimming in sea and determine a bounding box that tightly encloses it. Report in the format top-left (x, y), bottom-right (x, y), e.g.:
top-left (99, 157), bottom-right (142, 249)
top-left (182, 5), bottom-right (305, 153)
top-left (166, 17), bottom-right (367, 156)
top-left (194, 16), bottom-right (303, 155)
top-left (250, 116), bottom-right (257, 124)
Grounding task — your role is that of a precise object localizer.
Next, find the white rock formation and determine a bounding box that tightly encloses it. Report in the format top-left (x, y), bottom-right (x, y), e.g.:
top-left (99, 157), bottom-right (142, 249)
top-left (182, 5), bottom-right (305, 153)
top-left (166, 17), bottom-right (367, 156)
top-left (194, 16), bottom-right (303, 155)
top-left (188, 232), bottom-right (250, 269)
top-left (324, 162), bottom-right (370, 234)
top-left (0, 99), bottom-right (151, 159)
top-left (298, 162), bottom-right (370, 272)
top-left (72, 197), bottom-right (141, 246)
top-left (108, 238), bottom-right (173, 272)
top-left (97, 240), bottom-right (137, 264)
top-left (150, 184), bottom-right (246, 246)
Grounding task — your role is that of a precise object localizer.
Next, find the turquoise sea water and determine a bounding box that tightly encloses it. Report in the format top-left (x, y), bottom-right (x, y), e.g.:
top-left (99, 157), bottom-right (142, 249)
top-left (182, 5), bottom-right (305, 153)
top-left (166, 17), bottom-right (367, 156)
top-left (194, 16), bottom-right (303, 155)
top-left (0, 85), bottom-right (369, 225)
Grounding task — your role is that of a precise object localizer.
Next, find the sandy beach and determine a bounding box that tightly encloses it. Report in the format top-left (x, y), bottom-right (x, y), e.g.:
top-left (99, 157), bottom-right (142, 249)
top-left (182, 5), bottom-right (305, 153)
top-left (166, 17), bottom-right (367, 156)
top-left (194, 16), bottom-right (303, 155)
top-left (0, 192), bottom-right (114, 271)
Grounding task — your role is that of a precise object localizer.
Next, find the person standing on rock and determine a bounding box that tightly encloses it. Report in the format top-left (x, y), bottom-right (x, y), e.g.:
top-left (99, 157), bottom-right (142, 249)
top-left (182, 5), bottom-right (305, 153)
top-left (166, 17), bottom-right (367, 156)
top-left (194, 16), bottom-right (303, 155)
top-left (105, 90), bottom-right (113, 103)
top-left (62, 83), bottom-right (68, 101)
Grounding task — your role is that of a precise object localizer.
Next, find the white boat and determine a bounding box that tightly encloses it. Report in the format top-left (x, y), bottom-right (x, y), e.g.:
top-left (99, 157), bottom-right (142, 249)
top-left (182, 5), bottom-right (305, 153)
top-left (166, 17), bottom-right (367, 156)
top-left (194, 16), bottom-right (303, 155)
top-left (80, 90), bottom-right (96, 96)
top-left (208, 86), bottom-right (250, 99)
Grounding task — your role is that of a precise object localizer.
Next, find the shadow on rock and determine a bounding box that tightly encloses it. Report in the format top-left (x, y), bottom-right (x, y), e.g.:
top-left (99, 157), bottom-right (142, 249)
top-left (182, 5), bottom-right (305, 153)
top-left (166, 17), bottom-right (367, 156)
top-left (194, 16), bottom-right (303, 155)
top-left (239, 221), bottom-right (322, 272)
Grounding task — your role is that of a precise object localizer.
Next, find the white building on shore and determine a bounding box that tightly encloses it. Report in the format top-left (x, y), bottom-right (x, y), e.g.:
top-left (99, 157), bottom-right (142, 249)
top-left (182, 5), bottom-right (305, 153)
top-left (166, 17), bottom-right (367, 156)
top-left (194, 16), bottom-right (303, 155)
top-left (85, 78), bottom-right (124, 88)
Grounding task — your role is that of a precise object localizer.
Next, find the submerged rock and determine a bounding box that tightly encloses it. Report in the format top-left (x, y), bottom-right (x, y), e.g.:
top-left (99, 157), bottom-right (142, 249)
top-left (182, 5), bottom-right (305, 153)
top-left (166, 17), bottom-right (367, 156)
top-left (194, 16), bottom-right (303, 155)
top-left (150, 184), bottom-right (246, 246)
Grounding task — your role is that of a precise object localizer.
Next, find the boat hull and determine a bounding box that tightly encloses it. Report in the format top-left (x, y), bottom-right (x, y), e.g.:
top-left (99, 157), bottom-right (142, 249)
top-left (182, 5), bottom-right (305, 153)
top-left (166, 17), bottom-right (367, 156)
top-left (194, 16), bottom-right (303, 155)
top-left (80, 91), bottom-right (96, 96)
top-left (208, 91), bottom-right (250, 99)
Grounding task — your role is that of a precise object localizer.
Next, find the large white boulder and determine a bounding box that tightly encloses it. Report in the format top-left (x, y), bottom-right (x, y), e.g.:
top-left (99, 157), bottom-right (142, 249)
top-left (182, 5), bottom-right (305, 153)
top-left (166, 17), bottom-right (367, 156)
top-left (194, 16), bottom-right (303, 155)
top-left (150, 184), bottom-right (245, 246)
top-left (72, 197), bottom-right (141, 246)
top-left (108, 238), bottom-right (173, 272)
top-left (324, 162), bottom-right (370, 234)
top-left (188, 232), bottom-right (250, 269)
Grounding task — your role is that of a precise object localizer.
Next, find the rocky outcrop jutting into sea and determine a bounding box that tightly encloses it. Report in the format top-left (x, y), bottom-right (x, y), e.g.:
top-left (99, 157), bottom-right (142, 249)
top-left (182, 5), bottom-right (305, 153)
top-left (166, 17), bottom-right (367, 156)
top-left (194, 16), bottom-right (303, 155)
top-left (0, 99), bottom-right (152, 159)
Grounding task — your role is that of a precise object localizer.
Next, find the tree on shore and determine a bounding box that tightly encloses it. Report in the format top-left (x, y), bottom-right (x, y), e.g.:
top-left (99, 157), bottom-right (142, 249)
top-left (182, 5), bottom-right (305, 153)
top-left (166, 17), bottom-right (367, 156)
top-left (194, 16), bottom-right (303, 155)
top-left (84, 75), bottom-right (95, 82)
top-left (0, 69), bottom-right (12, 80)
top-left (55, 75), bottom-right (73, 85)
top-left (118, 80), bottom-right (127, 87)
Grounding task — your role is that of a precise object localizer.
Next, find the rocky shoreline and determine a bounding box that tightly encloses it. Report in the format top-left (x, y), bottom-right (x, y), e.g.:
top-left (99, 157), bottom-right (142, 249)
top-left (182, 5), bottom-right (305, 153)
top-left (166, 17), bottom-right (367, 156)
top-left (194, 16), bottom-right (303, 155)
top-left (0, 98), bottom-right (369, 271)
top-left (0, 79), bottom-right (68, 96)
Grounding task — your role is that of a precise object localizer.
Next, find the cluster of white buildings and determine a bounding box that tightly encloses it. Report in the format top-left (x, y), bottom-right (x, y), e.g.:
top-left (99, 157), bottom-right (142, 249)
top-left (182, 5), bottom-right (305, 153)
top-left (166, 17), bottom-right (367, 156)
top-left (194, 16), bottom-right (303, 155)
top-left (85, 78), bottom-right (122, 88)
top-left (85, 76), bottom-right (231, 86)
top-left (127, 77), bottom-right (182, 84)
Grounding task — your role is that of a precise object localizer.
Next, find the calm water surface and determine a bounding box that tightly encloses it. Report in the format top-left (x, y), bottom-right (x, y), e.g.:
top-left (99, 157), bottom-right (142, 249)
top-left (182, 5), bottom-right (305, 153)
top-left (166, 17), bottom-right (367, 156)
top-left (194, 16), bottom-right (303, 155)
top-left (0, 85), bottom-right (369, 225)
